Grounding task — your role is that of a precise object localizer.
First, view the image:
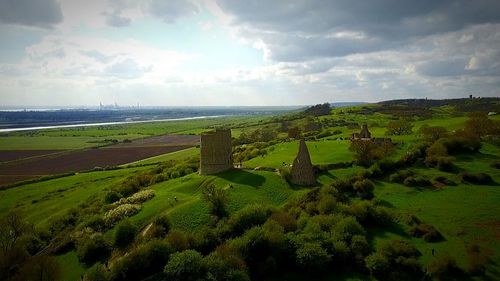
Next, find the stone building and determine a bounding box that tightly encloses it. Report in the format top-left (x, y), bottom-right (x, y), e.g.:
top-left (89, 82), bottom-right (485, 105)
top-left (351, 124), bottom-right (372, 140)
top-left (290, 139), bottom-right (316, 186)
top-left (199, 128), bottom-right (233, 175)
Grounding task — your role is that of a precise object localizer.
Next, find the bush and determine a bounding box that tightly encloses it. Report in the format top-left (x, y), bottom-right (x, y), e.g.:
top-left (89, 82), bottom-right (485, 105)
top-left (104, 191), bottom-right (121, 204)
top-left (434, 176), bottom-right (457, 186)
top-left (112, 190), bottom-right (155, 207)
top-left (83, 215), bottom-right (106, 232)
top-left (114, 220), bottom-right (137, 248)
top-left (408, 223), bottom-right (443, 242)
top-left (365, 239), bottom-right (423, 281)
top-left (353, 179), bottom-right (374, 199)
top-left (166, 230), bottom-right (191, 251)
top-left (164, 250), bottom-right (205, 281)
top-left (203, 251), bottom-right (250, 281)
top-left (76, 235), bottom-right (111, 265)
top-left (103, 204), bottom-right (141, 226)
top-left (295, 242), bottom-right (331, 272)
top-left (84, 263), bottom-right (111, 281)
top-left (389, 170), bottom-right (413, 183)
top-left (460, 172), bottom-right (493, 185)
top-left (228, 204), bottom-right (274, 236)
top-left (403, 176), bottom-right (431, 187)
top-left (426, 255), bottom-right (464, 280)
top-left (147, 215), bottom-right (171, 238)
top-left (202, 185), bottom-right (229, 218)
top-left (111, 239), bottom-right (173, 281)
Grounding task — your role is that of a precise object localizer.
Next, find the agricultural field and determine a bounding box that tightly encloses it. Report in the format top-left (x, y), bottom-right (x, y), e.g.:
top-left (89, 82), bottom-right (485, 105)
top-left (1, 99), bottom-right (500, 281)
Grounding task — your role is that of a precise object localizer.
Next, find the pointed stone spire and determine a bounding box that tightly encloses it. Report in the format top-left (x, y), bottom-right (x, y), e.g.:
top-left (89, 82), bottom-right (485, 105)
top-left (291, 139), bottom-right (316, 186)
top-left (359, 124), bottom-right (371, 139)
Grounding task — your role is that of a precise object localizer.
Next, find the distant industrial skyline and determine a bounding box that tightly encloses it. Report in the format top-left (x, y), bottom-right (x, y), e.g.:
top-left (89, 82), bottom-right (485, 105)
top-left (1, 0), bottom-right (500, 106)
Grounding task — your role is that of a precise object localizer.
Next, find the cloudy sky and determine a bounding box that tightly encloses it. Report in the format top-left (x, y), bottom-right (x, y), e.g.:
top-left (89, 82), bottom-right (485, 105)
top-left (0, 0), bottom-right (499, 106)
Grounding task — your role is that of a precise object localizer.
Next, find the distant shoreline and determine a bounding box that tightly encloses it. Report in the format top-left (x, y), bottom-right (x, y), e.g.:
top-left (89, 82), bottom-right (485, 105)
top-left (0, 115), bottom-right (226, 133)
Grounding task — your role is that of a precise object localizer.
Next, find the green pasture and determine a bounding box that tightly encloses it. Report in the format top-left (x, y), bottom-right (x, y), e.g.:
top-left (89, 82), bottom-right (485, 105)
top-left (244, 140), bottom-right (353, 168)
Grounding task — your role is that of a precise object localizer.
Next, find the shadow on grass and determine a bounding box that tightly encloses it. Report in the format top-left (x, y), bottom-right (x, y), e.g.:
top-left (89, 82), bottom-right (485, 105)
top-left (366, 222), bottom-right (411, 247)
top-left (216, 169), bottom-right (266, 187)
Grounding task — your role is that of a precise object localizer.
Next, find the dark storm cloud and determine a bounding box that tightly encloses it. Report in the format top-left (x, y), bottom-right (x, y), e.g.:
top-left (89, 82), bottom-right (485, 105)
top-left (216, 0), bottom-right (500, 61)
top-left (0, 0), bottom-right (63, 28)
top-left (217, 0), bottom-right (500, 38)
top-left (148, 0), bottom-right (198, 23)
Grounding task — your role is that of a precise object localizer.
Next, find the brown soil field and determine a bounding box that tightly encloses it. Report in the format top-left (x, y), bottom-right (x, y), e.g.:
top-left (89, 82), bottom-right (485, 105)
top-left (0, 150), bottom-right (65, 163)
top-left (0, 134), bottom-right (200, 186)
top-left (116, 134), bottom-right (199, 147)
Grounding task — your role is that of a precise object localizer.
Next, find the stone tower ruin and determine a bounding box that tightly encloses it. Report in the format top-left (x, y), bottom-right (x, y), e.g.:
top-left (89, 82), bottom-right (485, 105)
top-left (290, 139), bottom-right (316, 186)
top-left (199, 128), bottom-right (233, 175)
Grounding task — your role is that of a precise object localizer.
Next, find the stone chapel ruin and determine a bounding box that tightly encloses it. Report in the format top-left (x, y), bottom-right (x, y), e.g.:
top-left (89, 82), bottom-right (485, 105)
top-left (199, 128), bottom-right (233, 175)
top-left (290, 139), bottom-right (316, 186)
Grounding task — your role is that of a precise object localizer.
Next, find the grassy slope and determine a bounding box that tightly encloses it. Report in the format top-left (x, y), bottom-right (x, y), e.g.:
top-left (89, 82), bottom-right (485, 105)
top-left (0, 167), bottom-right (150, 228)
top-left (244, 140), bottom-right (353, 168)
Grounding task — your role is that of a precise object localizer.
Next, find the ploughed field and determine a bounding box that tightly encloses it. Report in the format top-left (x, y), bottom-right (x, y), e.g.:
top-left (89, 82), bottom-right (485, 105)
top-left (0, 134), bottom-right (199, 186)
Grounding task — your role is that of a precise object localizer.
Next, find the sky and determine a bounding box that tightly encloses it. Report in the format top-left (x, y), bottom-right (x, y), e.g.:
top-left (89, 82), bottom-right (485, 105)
top-left (0, 0), bottom-right (499, 107)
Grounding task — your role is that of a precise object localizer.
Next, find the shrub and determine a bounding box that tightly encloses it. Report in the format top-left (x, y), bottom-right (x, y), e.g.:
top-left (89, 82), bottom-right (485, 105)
top-left (269, 211), bottom-right (297, 232)
top-left (104, 191), bottom-right (121, 204)
top-left (84, 263), bottom-right (111, 281)
top-left (147, 215), bottom-right (171, 238)
top-left (111, 190), bottom-right (155, 207)
top-left (403, 176), bottom-right (431, 187)
top-left (76, 235), bottom-right (111, 265)
top-left (353, 179), bottom-right (375, 199)
top-left (103, 204), bottom-right (141, 226)
top-left (114, 220), bottom-right (137, 248)
top-left (295, 242), bottom-right (331, 272)
top-left (164, 250), bottom-right (205, 281)
top-left (317, 195), bottom-right (337, 214)
top-left (111, 239), bottom-right (173, 281)
top-left (203, 251), bottom-right (249, 281)
top-left (409, 223), bottom-right (443, 242)
top-left (83, 215), bottom-right (106, 232)
top-left (491, 161), bottom-right (500, 169)
top-left (460, 172), bottom-right (493, 185)
top-left (365, 239), bottom-right (423, 281)
top-left (228, 204), bottom-right (274, 236)
top-left (389, 170), bottom-right (413, 183)
top-left (426, 255), bottom-right (464, 280)
top-left (202, 185), bottom-right (229, 218)
top-left (434, 176), bottom-right (456, 186)
top-left (166, 230), bottom-right (191, 251)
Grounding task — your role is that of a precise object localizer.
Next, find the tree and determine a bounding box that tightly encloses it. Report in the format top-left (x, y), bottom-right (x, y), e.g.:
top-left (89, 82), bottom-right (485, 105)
top-left (386, 119), bottom-right (413, 135)
top-left (304, 103), bottom-right (331, 116)
top-left (464, 112), bottom-right (499, 138)
top-left (418, 125), bottom-right (448, 142)
top-left (164, 250), bottom-right (205, 281)
top-left (18, 255), bottom-right (61, 281)
top-left (0, 211), bottom-right (31, 252)
top-left (114, 220), bottom-right (137, 248)
top-left (202, 185), bottom-right (229, 218)
top-left (349, 140), bottom-right (378, 167)
top-left (288, 127), bottom-right (302, 139)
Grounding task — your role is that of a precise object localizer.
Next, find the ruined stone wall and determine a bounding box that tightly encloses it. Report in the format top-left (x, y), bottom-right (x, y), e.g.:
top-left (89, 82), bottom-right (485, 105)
top-left (199, 129), bottom-right (233, 175)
